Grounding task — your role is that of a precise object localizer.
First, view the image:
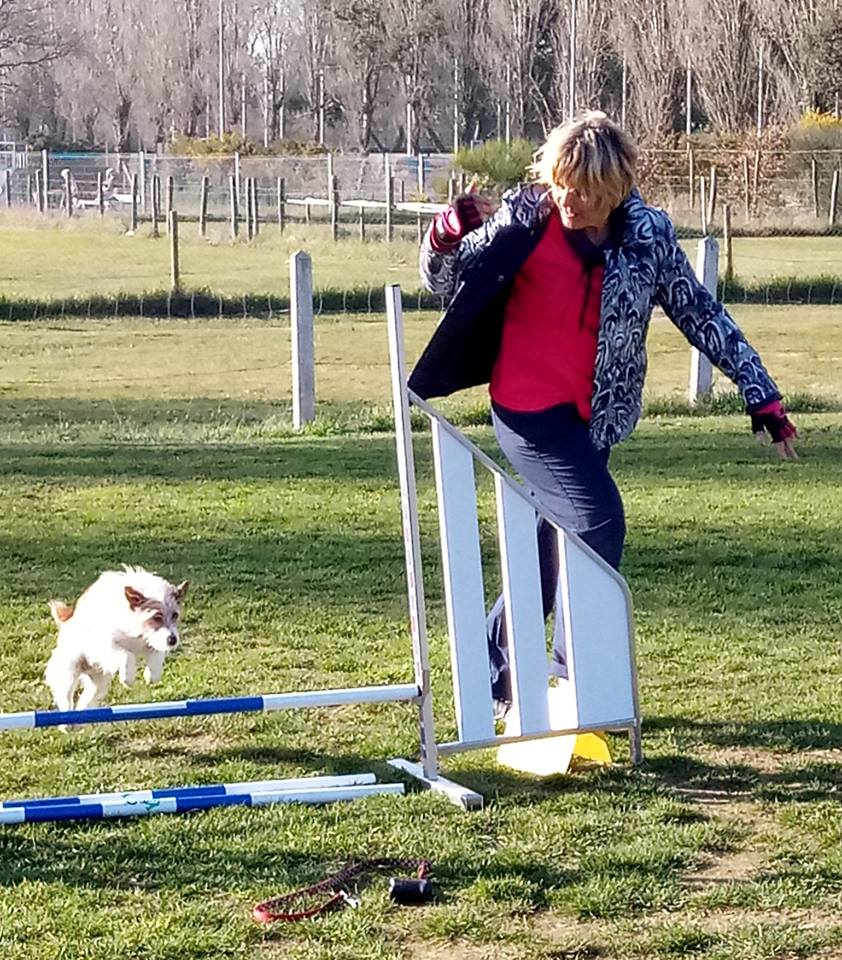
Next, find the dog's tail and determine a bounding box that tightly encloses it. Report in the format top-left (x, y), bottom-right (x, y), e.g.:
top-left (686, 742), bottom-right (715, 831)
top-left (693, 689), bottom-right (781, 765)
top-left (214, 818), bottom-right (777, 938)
top-left (48, 600), bottom-right (74, 626)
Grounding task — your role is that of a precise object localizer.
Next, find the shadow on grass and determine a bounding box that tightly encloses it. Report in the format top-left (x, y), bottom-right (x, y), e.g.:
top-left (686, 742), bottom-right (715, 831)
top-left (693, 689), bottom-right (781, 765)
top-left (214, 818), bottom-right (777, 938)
top-left (635, 716), bottom-right (842, 805)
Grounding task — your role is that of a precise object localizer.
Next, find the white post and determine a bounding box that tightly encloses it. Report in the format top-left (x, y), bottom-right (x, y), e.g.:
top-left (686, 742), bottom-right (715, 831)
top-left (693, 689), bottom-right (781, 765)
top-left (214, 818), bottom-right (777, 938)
top-left (290, 251), bottom-right (316, 428)
top-left (689, 237), bottom-right (718, 405)
top-left (41, 149), bottom-right (49, 211)
top-left (452, 56), bottom-right (460, 154)
top-left (620, 54), bottom-right (627, 129)
top-left (685, 62), bottom-right (692, 136)
top-left (568, 0), bottom-right (577, 120)
top-left (318, 69), bottom-right (325, 145)
top-left (217, 0), bottom-right (225, 137)
top-left (385, 284), bottom-right (439, 782)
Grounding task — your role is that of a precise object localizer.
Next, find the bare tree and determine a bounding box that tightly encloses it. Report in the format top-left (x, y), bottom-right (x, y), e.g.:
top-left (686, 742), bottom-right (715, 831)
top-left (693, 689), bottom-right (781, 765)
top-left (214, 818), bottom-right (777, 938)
top-left (382, 0), bottom-right (448, 152)
top-left (608, 0), bottom-right (679, 140)
top-left (334, 0), bottom-right (389, 150)
top-left (250, 0), bottom-right (288, 142)
top-left (488, 0), bottom-right (550, 138)
top-left (0, 0), bottom-right (65, 78)
top-left (681, 0), bottom-right (759, 132)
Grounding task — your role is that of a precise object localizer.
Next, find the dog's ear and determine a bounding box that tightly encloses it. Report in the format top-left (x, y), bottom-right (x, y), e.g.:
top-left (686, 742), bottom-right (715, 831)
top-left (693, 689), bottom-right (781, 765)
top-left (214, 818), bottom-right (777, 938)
top-left (173, 580), bottom-right (189, 602)
top-left (124, 586), bottom-right (146, 610)
top-left (48, 600), bottom-right (73, 625)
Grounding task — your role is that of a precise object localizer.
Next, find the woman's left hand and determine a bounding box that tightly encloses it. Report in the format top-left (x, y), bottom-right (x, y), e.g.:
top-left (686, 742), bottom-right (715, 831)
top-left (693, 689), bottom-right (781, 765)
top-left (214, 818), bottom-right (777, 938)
top-left (750, 401), bottom-right (799, 460)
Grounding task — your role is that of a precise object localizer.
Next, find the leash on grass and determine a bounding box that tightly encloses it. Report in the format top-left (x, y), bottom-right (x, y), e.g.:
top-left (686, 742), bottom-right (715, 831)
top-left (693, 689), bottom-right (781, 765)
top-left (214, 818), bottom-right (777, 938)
top-left (253, 858), bottom-right (433, 923)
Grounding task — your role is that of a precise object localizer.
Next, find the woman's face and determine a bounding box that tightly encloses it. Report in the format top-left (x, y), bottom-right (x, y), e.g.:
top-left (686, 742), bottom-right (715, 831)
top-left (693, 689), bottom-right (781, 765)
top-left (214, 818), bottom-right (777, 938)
top-left (551, 183), bottom-right (614, 232)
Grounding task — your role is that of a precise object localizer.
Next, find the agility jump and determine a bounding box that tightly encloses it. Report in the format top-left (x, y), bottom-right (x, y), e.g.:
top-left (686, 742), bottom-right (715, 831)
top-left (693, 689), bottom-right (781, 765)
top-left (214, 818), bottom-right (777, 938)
top-left (0, 284), bottom-right (641, 823)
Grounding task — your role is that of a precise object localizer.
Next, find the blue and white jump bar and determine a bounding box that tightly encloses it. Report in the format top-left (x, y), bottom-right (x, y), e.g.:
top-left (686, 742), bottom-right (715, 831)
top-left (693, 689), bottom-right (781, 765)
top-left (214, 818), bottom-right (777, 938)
top-left (0, 683), bottom-right (420, 730)
top-left (0, 774), bottom-right (405, 825)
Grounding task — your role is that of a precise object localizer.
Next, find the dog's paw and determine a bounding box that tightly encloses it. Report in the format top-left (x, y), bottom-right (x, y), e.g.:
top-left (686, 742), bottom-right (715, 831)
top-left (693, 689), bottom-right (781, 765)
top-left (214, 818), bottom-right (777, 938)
top-left (143, 666), bottom-right (161, 685)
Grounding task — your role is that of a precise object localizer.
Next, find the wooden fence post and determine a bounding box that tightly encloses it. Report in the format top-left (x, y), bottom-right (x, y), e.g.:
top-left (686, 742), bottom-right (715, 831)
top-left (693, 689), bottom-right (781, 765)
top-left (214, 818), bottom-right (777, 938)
top-left (246, 177), bottom-right (254, 240)
top-left (830, 170), bottom-right (840, 229)
top-left (698, 176), bottom-right (707, 234)
top-left (742, 154), bottom-right (751, 221)
top-left (359, 204), bottom-right (366, 241)
top-left (229, 175), bottom-right (239, 239)
top-left (812, 157), bottom-right (820, 219)
top-left (28, 172), bottom-right (35, 208)
top-left (723, 202), bottom-right (733, 283)
top-left (151, 175), bottom-right (161, 238)
top-left (198, 176), bottom-right (209, 237)
top-left (330, 175), bottom-right (339, 241)
top-left (385, 159), bottom-right (394, 243)
top-left (290, 250), bottom-right (316, 429)
top-left (169, 210), bottom-right (180, 293)
top-left (165, 175), bottom-right (175, 232)
top-left (97, 171), bottom-right (105, 217)
top-left (707, 164), bottom-right (717, 228)
top-left (689, 236), bottom-right (718, 405)
top-left (4, 169), bottom-right (12, 208)
top-left (34, 170), bottom-right (43, 213)
top-left (277, 177), bottom-right (286, 233)
top-left (326, 152), bottom-right (334, 223)
top-left (130, 173), bottom-right (138, 233)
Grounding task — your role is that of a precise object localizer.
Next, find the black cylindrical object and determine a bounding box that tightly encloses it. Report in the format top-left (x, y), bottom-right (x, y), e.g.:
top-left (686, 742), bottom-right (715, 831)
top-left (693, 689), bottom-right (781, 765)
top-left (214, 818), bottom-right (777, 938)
top-left (388, 877), bottom-right (433, 904)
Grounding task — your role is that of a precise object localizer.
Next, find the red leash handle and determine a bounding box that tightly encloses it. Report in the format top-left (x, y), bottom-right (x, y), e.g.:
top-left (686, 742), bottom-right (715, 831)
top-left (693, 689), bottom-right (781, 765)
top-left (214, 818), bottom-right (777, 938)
top-left (253, 859), bottom-right (432, 924)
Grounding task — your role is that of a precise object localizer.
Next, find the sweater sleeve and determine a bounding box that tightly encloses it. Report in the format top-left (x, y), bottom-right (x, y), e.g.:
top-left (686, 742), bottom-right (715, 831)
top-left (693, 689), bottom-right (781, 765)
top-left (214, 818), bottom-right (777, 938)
top-left (418, 195), bottom-right (517, 298)
top-left (654, 215), bottom-right (780, 411)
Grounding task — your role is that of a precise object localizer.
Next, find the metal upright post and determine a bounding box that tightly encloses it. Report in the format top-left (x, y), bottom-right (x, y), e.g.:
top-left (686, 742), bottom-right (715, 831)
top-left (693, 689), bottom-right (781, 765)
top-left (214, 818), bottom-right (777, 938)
top-left (385, 284), bottom-right (438, 783)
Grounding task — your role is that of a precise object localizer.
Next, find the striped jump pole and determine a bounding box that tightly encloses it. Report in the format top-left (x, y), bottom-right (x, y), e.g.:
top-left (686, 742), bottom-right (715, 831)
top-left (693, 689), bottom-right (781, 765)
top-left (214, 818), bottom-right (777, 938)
top-left (0, 683), bottom-right (419, 731)
top-left (0, 775), bottom-right (404, 825)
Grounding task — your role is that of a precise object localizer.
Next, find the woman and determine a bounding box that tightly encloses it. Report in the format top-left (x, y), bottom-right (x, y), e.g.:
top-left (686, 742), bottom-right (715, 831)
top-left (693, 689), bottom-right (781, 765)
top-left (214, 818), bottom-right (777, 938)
top-left (410, 111), bottom-right (798, 713)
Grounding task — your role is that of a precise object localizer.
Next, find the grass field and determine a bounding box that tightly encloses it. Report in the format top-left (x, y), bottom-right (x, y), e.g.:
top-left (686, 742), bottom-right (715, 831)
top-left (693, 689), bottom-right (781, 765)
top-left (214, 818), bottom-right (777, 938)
top-left (1, 304), bottom-right (842, 959)
top-left (1, 211), bottom-right (842, 301)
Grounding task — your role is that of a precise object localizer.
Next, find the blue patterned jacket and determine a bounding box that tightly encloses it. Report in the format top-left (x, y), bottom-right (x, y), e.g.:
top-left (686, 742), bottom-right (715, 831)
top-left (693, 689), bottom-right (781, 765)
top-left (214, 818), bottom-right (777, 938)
top-left (410, 184), bottom-right (780, 449)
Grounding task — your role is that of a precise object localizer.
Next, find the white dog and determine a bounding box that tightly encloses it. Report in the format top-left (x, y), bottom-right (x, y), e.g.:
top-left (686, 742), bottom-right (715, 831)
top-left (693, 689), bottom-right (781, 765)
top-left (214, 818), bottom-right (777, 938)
top-left (45, 567), bottom-right (189, 714)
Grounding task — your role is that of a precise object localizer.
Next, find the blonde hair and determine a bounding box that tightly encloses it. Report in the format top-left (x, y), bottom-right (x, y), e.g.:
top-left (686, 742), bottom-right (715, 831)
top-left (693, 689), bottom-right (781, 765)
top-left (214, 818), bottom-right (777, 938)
top-left (532, 111), bottom-right (637, 209)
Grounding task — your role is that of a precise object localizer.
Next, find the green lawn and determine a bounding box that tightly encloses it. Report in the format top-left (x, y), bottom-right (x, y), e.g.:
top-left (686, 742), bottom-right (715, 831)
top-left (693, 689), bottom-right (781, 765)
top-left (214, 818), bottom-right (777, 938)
top-left (1, 213), bottom-right (842, 303)
top-left (1, 310), bottom-right (842, 958)
top-left (0, 305), bottom-right (838, 423)
top-left (0, 211), bottom-right (423, 299)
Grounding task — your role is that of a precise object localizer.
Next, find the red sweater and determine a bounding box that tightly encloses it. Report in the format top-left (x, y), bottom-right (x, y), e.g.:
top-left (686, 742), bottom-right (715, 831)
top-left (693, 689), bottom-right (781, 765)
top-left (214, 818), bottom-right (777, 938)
top-left (489, 210), bottom-right (604, 421)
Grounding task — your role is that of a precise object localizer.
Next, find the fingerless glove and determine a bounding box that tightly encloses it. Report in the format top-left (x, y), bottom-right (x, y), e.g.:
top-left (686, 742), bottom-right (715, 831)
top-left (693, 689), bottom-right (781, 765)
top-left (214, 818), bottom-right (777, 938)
top-left (750, 400), bottom-right (798, 443)
top-left (429, 194), bottom-right (484, 252)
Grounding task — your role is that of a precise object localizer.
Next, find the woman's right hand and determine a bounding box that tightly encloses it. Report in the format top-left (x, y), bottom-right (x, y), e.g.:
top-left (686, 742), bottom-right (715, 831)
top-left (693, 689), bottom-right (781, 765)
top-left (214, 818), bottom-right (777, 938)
top-left (432, 180), bottom-right (497, 249)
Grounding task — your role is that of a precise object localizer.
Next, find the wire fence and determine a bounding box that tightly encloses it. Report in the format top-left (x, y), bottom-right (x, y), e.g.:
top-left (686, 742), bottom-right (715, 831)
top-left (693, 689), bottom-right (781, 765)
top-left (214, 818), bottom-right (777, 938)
top-left (2, 147), bottom-right (842, 233)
